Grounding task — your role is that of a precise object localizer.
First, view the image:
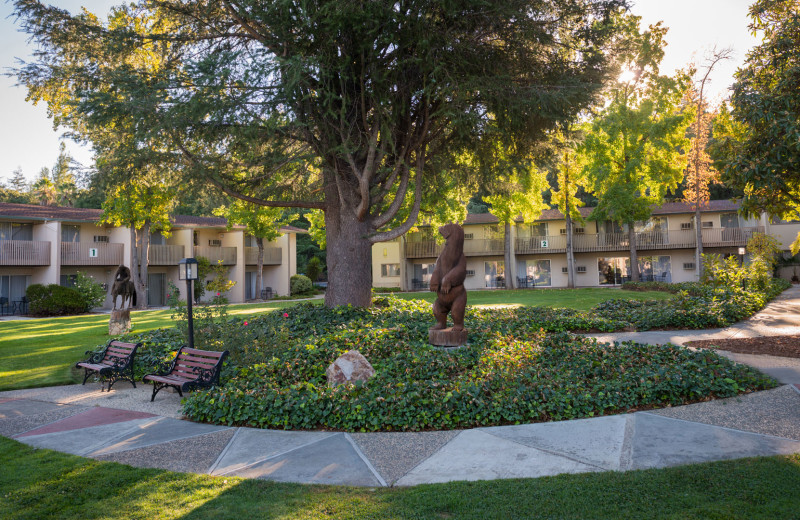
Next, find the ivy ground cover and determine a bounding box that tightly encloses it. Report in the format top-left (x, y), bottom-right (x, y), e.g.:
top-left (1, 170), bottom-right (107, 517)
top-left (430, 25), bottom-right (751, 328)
top-left (166, 296), bottom-right (777, 432)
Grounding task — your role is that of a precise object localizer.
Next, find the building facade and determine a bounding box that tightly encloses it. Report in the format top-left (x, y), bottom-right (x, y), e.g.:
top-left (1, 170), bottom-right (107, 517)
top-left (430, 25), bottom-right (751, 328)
top-left (373, 200), bottom-right (800, 291)
top-left (0, 203), bottom-right (301, 311)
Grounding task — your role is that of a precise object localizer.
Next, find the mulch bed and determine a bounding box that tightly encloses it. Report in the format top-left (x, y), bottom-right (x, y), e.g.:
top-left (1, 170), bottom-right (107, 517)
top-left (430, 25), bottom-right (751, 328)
top-left (685, 335), bottom-right (800, 359)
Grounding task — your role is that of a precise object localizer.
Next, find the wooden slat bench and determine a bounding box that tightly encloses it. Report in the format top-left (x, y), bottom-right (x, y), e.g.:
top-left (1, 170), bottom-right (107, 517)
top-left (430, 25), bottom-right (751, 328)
top-left (75, 340), bottom-right (142, 391)
top-left (143, 346), bottom-right (228, 402)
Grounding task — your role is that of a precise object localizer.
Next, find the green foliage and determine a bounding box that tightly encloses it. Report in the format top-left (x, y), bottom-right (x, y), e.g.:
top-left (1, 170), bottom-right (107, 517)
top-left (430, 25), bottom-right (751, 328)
top-left (214, 200), bottom-right (284, 243)
top-left (166, 297), bottom-right (775, 432)
top-left (194, 256), bottom-right (211, 302)
top-left (26, 284), bottom-right (86, 317)
top-left (290, 275), bottom-right (314, 296)
top-left (305, 256), bottom-right (323, 282)
top-left (712, 0), bottom-right (800, 224)
top-left (206, 261), bottom-right (236, 301)
top-left (72, 272), bottom-right (106, 312)
top-left (582, 16), bottom-right (692, 228)
top-left (747, 233), bottom-right (782, 269)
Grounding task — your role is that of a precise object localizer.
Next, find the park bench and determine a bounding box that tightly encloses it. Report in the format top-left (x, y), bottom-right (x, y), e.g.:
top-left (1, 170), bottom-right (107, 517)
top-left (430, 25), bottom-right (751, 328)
top-left (76, 340), bottom-right (142, 391)
top-left (143, 346), bottom-right (228, 402)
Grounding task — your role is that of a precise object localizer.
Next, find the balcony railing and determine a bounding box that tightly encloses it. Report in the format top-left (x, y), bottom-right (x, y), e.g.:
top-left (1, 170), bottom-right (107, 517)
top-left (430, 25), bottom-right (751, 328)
top-left (149, 244), bottom-right (186, 266)
top-left (702, 226), bottom-right (763, 247)
top-left (515, 235), bottom-right (567, 254)
top-left (194, 245), bottom-right (237, 265)
top-left (464, 238), bottom-right (505, 256)
top-left (245, 246), bottom-right (282, 265)
top-left (61, 242), bottom-right (124, 266)
top-left (405, 240), bottom-right (443, 259)
top-left (0, 240), bottom-right (50, 266)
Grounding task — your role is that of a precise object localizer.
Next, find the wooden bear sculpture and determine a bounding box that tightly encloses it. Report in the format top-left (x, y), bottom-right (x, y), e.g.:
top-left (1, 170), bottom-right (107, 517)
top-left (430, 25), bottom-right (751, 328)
top-left (429, 223), bottom-right (467, 331)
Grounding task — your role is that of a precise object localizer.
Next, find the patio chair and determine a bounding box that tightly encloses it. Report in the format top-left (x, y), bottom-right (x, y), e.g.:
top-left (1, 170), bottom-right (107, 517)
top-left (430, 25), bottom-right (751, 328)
top-left (0, 297), bottom-right (9, 316)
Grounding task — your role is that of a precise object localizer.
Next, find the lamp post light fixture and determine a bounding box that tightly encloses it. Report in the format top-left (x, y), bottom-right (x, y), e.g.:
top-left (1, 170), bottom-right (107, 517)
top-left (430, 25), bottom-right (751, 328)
top-left (178, 258), bottom-right (199, 349)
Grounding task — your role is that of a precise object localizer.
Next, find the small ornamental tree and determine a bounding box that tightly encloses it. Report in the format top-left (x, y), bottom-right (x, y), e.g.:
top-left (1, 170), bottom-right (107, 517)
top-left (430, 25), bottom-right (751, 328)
top-left (582, 17), bottom-right (692, 282)
top-left (214, 200), bottom-right (284, 301)
top-left (101, 180), bottom-right (174, 309)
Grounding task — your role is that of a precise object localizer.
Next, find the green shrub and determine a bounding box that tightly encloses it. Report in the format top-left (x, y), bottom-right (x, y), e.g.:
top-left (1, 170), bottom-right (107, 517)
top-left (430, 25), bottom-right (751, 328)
top-left (169, 298), bottom-right (776, 432)
top-left (306, 256), bottom-right (323, 282)
top-left (73, 272), bottom-right (106, 311)
top-left (26, 284), bottom-right (86, 316)
top-left (290, 274), bottom-right (314, 296)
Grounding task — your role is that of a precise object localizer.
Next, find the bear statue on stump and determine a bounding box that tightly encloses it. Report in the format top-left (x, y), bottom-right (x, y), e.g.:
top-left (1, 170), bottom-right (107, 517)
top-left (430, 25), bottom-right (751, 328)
top-left (428, 223), bottom-right (468, 346)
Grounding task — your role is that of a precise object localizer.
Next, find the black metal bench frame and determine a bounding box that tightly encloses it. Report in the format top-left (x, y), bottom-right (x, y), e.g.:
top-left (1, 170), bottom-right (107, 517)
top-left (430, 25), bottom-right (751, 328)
top-left (143, 346), bottom-right (228, 402)
top-left (75, 340), bottom-right (142, 391)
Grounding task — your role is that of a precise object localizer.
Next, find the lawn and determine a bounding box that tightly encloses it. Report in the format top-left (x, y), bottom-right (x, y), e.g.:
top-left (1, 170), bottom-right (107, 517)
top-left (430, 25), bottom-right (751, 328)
top-left (1, 437), bottom-right (799, 519)
top-left (393, 287), bottom-right (674, 310)
top-left (0, 300), bottom-right (315, 391)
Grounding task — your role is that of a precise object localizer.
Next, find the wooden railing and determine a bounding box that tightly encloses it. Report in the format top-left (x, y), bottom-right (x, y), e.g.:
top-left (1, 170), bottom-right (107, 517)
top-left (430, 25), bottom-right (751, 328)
top-left (702, 226), bottom-right (763, 247)
top-left (463, 238), bottom-right (505, 256)
top-left (61, 242), bottom-right (124, 266)
top-left (515, 235), bottom-right (567, 254)
top-left (245, 246), bottom-right (282, 265)
top-left (405, 240), bottom-right (443, 259)
top-left (148, 244), bottom-right (186, 266)
top-left (194, 246), bottom-right (237, 265)
top-left (0, 240), bottom-right (50, 266)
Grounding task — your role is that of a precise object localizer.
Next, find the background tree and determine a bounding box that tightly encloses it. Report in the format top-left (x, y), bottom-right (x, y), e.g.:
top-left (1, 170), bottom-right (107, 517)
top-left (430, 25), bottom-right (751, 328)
top-left (214, 200), bottom-right (284, 300)
top-left (31, 168), bottom-right (57, 206)
top-left (683, 48), bottom-right (732, 277)
top-left (8, 168), bottom-right (28, 193)
top-left (582, 17), bottom-right (692, 282)
top-left (712, 0), bottom-right (800, 251)
top-left (549, 130), bottom-right (590, 288)
top-left (101, 179), bottom-right (174, 309)
top-left (14, 0), bottom-right (626, 307)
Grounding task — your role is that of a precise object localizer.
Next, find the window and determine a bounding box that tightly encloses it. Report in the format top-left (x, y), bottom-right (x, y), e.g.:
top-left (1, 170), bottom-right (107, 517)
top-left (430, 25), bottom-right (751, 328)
top-left (598, 257), bottom-right (631, 285)
top-left (523, 222), bottom-right (547, 237)
top-left (411, 263), bottom-right (436, 289)
top-left (603, 221), bottom-right (625, 234)
top-left (484, 225), bottom-right (504, 240)
top-left (150, 231), bottom-right (166, 246)
top-left (720, 213), bottom-right (740, 229)
top-left (61, 224), bottom-right (80, 242)
top-left (518, 259), bottom-right (551, 286)
top-left (244, 234), bottom-right (259, 247)
top-left (381, 264), bottom-right (400, 277)
top-left (637, 256), bottom-right (672, 282)
top-left (0, 223), bottom-right (33, 241)
top-left (0, 275), bottom-right (31, 302)
top-left (60, 274), bottom-right (78, 287)
top-left (484, 260), bottom-right (505, 288)
top-left (635, 217), bottom-right (667, 233)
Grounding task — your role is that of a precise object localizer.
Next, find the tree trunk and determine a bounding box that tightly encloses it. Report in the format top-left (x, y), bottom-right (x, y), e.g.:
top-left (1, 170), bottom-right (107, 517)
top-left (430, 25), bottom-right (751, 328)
top-left (565, 212), bottom-right (575, 289)
top-left (133, 221), bottom-right (150, 309)
top-left (323, 200), bottom-right (374, 308)
top-left (695, 208), bottom-right (704, 280)
top-left (256, 237), bottom-right (264, 298)
top-left (504, 222), bottom-right (514, 289)
top-left (628, 224), bottom-right (639, 283)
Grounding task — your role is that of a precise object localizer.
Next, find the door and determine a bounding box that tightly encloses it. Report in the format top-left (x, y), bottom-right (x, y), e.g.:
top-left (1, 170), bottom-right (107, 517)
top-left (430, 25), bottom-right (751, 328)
top-left (147, 273), bottom-right (166, 307)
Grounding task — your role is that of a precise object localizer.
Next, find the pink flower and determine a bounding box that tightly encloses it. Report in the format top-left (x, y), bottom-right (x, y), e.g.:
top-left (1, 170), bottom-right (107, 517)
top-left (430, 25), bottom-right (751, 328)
top-left (283, 312), bottom-right (289, 318)
top-left (216, 292), bottom-right (220, 296)
top-left (243, 321), bottom-right (248, 326)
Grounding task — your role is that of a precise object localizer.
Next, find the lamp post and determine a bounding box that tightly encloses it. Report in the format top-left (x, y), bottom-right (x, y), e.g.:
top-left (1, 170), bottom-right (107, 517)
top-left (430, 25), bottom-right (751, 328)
top-left (178, 258), bottom-right (199, 349)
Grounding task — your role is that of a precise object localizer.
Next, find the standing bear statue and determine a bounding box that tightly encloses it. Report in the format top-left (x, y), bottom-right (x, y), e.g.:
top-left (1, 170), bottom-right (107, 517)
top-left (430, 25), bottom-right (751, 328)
top-left (428, 223), bottom-right (468, 346)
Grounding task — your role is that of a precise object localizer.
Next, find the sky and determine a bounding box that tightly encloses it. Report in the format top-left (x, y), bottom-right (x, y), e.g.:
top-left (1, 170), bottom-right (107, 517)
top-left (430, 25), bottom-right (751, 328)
top-left (0, 0), bottom-right (761, 186)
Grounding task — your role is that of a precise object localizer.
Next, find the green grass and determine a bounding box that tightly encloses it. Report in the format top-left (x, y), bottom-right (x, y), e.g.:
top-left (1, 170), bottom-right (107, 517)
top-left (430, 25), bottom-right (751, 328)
top-left (1, 437), bottom-right (798, 519)
top-left (0, 300), bottom-right (318, 392)
top-left (394, 287), bottom-right (674, 310)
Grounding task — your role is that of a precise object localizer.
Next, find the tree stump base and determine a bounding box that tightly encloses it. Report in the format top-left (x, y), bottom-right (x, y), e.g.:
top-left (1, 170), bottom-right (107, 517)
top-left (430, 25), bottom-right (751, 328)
top-left (109, 309), bottom-right (132, 336)
top-left (428, 327), bottom-right (468, 347)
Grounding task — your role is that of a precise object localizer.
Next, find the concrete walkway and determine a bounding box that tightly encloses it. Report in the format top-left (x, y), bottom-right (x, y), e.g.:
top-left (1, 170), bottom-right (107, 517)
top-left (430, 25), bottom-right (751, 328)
top-left (2, 287), bottom-right (800, 487)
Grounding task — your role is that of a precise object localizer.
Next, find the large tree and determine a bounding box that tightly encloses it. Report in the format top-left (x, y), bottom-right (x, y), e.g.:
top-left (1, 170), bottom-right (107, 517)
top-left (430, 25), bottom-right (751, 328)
top-left (712, 0), bottom-right (800, 247)
top-left (581, 17), bottom-right (691, 282)
top-left (14, 0), bottom-right (626, 307)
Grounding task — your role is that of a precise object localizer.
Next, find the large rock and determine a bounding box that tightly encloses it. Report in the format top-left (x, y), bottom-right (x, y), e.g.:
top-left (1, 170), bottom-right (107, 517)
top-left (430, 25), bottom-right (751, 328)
top-left (326, 350), bottom-right (375, 387)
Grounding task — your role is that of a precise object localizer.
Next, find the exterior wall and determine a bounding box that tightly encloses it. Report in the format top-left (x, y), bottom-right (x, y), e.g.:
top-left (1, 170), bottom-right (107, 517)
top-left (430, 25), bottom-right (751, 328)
top-left (765, 222), bottom-right (800, 249)
top-left (32, 220), bottom-right (60, 286)
top-left (221, 229), bottom-right (245, 303)
top-left (372, 240), bottom-right (402, 288)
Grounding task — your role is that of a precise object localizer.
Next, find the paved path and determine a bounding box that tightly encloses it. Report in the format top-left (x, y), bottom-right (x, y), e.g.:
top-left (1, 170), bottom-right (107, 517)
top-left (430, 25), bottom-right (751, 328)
top-left (2, 287), bottom-right (800, 487)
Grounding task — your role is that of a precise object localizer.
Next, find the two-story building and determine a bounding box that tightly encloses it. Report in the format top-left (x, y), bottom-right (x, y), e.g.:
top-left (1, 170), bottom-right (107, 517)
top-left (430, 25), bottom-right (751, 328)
top-left (372, 200), bottom-right (799, 290)
top-left (0, 202), bottom-right (301, 311)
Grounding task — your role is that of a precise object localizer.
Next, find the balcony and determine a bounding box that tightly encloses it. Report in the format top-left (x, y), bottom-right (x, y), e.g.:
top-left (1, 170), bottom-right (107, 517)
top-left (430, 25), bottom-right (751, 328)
top-left (515, 235), bottom-right (567, 254)
top-left (61, 242), bottom-right (124, 266)
top-left (245, 246), bottom-right (282, 266)
top-left (405, 240), bottom-right (443, 259)
top-left (149, 244), bottom-right (186, 266)
top-left (702, 226), bottom-right (763, 247)
top-left (463, 238), bottom-right (505, 257)
top-left (0, 240), bottom-right (50, 266)
top-left (194, 245), bottom-right (237, 265)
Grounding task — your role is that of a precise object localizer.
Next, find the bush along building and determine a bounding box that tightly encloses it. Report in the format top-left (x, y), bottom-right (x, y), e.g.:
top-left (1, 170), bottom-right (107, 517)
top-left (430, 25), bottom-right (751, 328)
top-left (0, 202), bottom-right (303, 312)
top-left (373, 200), bottom-right (800, 291)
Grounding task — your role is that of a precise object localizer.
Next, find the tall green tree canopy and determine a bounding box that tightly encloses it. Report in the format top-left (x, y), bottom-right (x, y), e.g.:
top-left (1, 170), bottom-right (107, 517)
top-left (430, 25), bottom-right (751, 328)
top-left (712, 0), bottom-right (800, 225)
top-left (14, 0), bottom-right (626, 307)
